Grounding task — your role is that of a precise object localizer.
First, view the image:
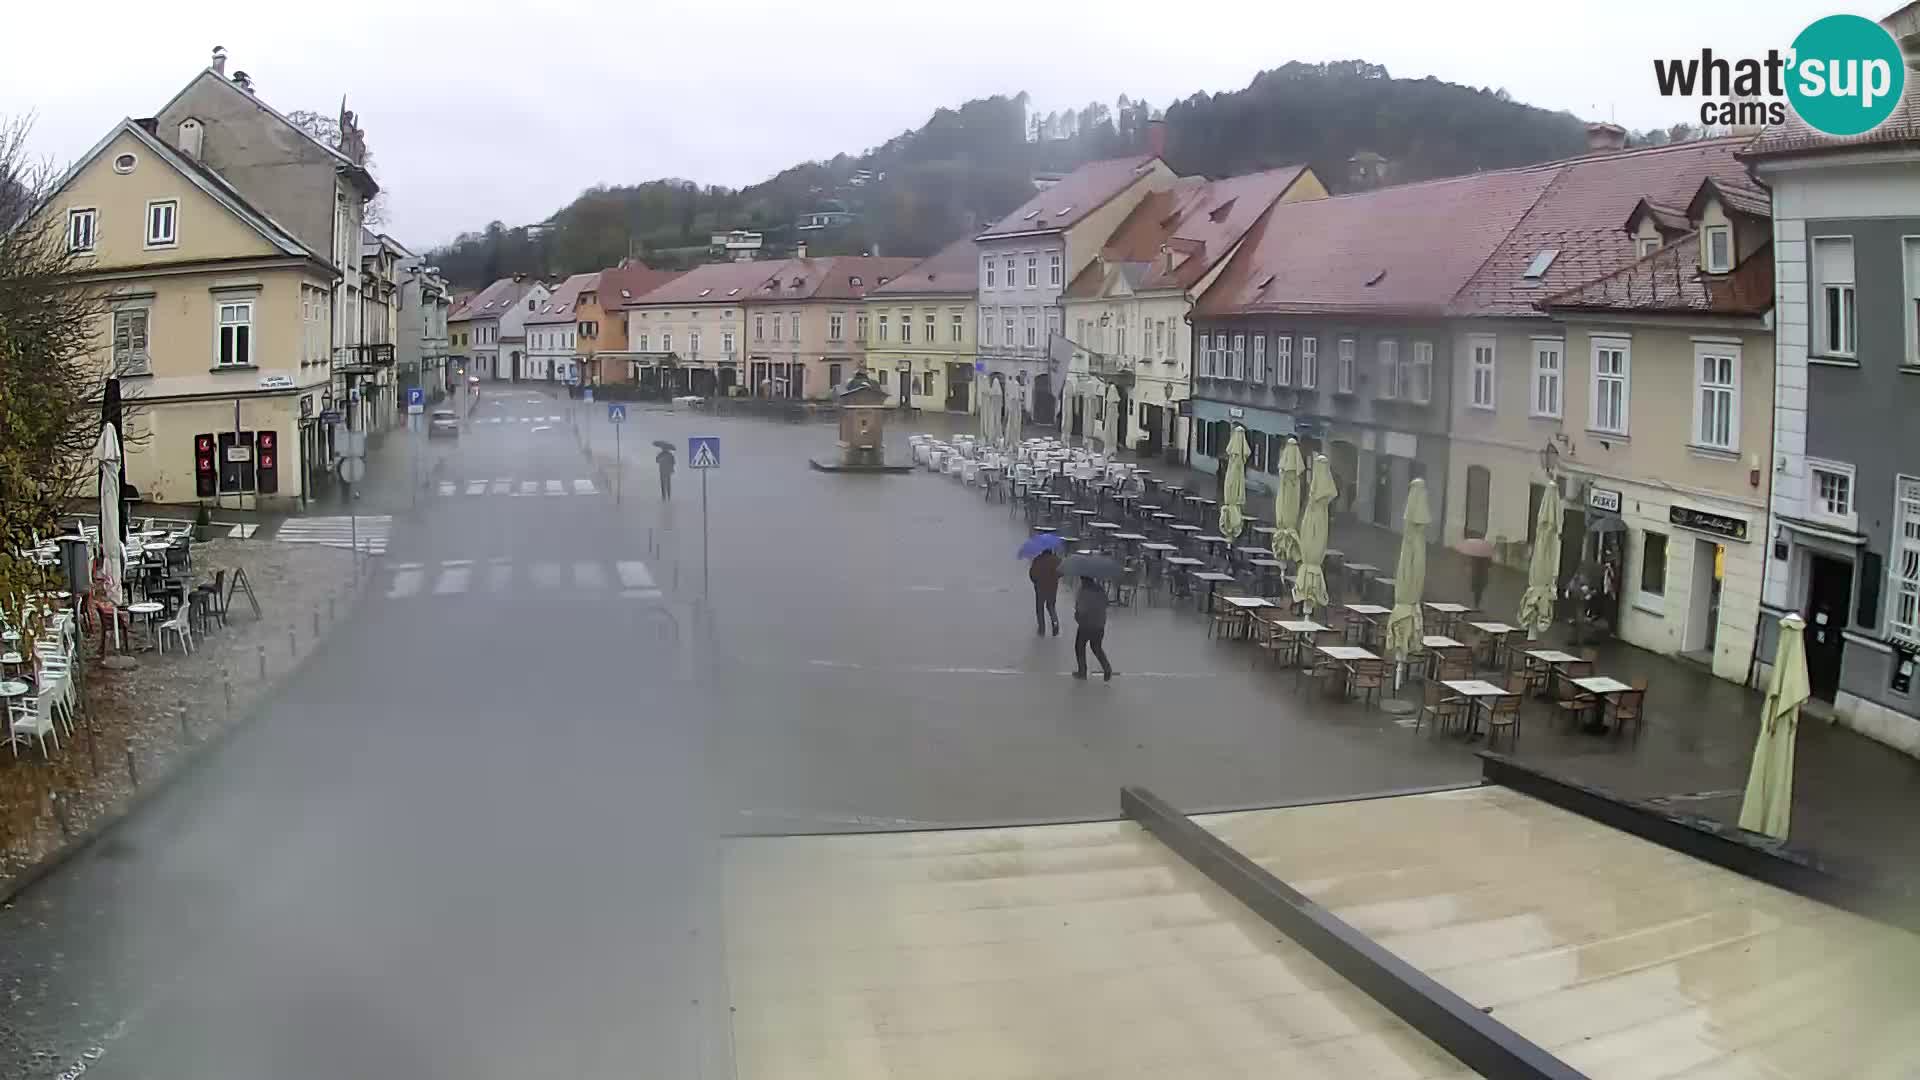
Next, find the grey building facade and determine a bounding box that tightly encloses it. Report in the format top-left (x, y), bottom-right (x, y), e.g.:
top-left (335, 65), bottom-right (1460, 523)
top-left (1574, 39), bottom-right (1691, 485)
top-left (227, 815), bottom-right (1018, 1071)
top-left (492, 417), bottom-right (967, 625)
top-left (398, 256), bottom-right (452, 403)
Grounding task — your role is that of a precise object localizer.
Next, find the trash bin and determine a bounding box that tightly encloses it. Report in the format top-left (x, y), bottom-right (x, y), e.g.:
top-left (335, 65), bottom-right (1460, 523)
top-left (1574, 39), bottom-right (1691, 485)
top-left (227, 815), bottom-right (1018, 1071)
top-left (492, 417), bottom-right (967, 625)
top-left (56, 535), bottom-right (90, 597)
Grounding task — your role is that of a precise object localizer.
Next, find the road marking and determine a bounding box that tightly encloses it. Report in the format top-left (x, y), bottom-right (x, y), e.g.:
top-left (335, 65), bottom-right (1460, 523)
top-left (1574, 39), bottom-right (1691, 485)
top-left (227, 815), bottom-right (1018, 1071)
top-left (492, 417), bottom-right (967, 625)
top-left (438, 481), bottom-right (456, 496)
top-left (432, 565), bottom-right (471, 595)
top-left (466, 480), bottom-right (487, 495)
top-left (615, 561), bottom-right (656, 589)
top-left (547, 414), bottom-right (562, 422)
top-left (441, 558), bottom-right (475, 567)
top-left (531, 425), bottom-right (553, 433)
top-left (387, 569), bottom-right (424, 598)
top-left (530, 561), bottom-right (562, 589)
top-left (802, 659), bottom-right (1209, 679)
top-left (492, 480), bottom-right (512, 495)
top-left (573, 561), bottom-right (607, 589)
top-left (226, 523), bottom-right (258, 539)
top-left (545, 479), bottom-right (564, 496)
top-left (487, 561), bottom-right (513, 591)
top-left (272, 515), bottom-right (391, 555)
top-left (389, 562), bottom-right (424, 571)
top-left (519, 481), bottom-right (539, 496)
top-left (621, 587), bottom-right (664, 600)
top-left (573, 478), bottom-right (597, 495)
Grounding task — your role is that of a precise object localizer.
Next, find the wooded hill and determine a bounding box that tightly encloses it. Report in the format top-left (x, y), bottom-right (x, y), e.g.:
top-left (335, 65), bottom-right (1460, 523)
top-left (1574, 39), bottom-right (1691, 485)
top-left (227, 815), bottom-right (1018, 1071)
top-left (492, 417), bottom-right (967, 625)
top-left (428, 60), bottom-right (1591, 290)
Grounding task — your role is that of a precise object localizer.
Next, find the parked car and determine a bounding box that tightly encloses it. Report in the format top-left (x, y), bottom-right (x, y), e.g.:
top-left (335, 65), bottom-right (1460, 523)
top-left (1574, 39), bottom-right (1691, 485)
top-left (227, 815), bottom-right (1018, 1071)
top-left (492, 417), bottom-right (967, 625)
top-left (428, 409), bottom-right (460, 438)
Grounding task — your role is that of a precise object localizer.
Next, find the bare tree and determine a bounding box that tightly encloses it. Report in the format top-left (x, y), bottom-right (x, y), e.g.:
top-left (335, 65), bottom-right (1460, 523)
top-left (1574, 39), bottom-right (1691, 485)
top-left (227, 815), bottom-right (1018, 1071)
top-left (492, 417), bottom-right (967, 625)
top-left (286, 109), bottom-right (388, 227)
top-left (0, 115), bottom-right (149, 646)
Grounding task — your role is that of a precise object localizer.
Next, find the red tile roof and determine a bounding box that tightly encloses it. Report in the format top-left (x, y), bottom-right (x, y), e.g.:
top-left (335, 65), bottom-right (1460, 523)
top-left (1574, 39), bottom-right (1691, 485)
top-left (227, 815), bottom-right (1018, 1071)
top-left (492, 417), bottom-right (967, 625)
top-left (619, 259), bottom-right (789, 307)
top-left (526, 272), bottom-right (599, 325)
top-left (1065, 165), bottom-right (1311, 299)
top-left (1196, 166), bottom-right (1560, 319)
top-left (869, 236), bottom-right (979, 296)
top-left (743, 255), bottom-right (920, 303)
top-left (1447, 137), bottom-right (1762, 317)
top-left (1540, 233), bottom-right (1773, 317)
top-left (1740, 75), bottom-right (1920, 159)
top-left (599, 262), bottom-right (684, 309)
top-left (450, 277), bottom-right (539, 323)
top-left (977, 155), bottom-right (1165, 240)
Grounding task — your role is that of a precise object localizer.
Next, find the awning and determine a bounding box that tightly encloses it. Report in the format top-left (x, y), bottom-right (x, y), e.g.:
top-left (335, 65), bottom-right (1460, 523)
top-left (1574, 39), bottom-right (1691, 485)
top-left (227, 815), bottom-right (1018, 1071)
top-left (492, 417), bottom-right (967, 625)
top-left (1778, 515), bottom-right (1868, 547)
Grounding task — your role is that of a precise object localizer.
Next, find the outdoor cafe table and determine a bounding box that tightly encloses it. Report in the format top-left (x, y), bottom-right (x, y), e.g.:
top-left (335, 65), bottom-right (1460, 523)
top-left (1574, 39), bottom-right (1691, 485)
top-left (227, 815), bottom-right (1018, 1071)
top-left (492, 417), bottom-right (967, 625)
top-left (1111, 532), bottom-right (1148, 556)
top-left (1193, 534), bottom-right (1230, 558)
top-left (1423, 600), bottom-right (1471, 632)
top-left (1467, 620), bottom-right (1519, 666)
top-left (127, 601), bottom-right (165, 650)
top-left (1344, 603), bottom-right (1392, 647)
top-left (1315, 644), bottom-right (1377, 699)
top-left (1191, 570), bottom-right (1237, 611)
top-left (1440, 679), bottom-right (1514, 737)
top-left (1275, 619), bottom-right (1328, 664)
top-left (1422, 635), bottom-right (1468, 677)
top-left (1571, 675), bottom-right (1634, 731)
top-left (1216, 594), bottom-right (1273, 638)
top-left (1163, 556), bottom-right (1202, 600)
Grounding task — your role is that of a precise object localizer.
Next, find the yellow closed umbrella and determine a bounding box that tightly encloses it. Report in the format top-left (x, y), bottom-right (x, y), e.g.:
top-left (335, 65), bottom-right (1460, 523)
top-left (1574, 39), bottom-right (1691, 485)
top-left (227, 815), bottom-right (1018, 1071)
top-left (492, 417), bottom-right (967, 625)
top-left (1219, 426), bottom-right (1249, 541)
top-left (1518, 489), bottom-right (1562, 637)
top-left (1740, 613), bottom-right (1810, 840)
top-left (1271, 438), bottom-right (1304, 562)
top-left (1384, 478), bottom-right (1430, 661)
top-left (1293, 454), bottom-right (1336, 613)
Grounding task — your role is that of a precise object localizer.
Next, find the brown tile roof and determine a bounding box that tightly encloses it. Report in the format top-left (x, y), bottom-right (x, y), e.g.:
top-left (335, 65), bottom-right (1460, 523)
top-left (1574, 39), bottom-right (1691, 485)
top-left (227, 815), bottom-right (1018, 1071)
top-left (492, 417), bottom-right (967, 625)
top-left (869, 236), bottom-right (979, 296)
top-left (1686, 176), bottom-right (1769, 220)
top-left (450, 277), bottom-right (538, 323)
top-left (620, 260), bottom-right (790, 307)
top-left (599, 262), bottom-right (684, 309)
top-left (526, 272), bottom-right (599, 325)
top-left (1540, 233), bottom-right (1773, 317)
top-left (743, 255), bottom-right (920, 303)
top-left (1195, 166), bottom-right (1560, 319)
top-left (1447, 137), bottom-right (1763, 317)
top-left (1624, 199), bottom-right (1692, 238)
top-left (1065, 165), bottom-right (1311, 300)
top-left (1740, 73), bottom-right (1920, 159)
top-left (977, 155), bottom-right (1165, 240)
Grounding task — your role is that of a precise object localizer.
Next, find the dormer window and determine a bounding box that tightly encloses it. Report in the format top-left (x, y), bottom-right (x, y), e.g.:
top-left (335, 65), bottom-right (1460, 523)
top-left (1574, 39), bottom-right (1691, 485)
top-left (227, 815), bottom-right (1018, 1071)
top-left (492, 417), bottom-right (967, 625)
top-left (1023, 209), bottom-right (1040, 220)
top-left (1704, 226), bottom-right (1732, 273)
top-left (849, 276), bottom-right (862, 287)
top-left (1637, 236), bottom-right (1661, 258)
top-left (1055, 205), bottom-right (1073, 216)
top-left (699, 288), bottom-right (712, 297)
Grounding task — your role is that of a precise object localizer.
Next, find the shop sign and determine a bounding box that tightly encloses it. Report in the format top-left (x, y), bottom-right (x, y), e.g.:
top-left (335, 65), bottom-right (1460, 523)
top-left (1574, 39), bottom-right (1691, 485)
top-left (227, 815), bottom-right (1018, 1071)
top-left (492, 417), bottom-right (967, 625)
top-left (1587, 486), bottom-right (1622, 514)
top-left (1669, 504), bottom-right (1749, 542)
top-left (258, 373), bottom-right (295, 390)
top-left (299, 394), bottom-right (314, 419)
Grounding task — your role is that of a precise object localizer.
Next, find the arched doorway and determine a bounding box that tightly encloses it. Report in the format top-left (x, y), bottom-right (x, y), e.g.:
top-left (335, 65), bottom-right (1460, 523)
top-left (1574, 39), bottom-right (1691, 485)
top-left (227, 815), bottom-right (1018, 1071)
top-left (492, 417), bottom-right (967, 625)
top-left (1030, 373), bottom-right (1053, 428)
top-left (510, 350), bottom-right (522, 382)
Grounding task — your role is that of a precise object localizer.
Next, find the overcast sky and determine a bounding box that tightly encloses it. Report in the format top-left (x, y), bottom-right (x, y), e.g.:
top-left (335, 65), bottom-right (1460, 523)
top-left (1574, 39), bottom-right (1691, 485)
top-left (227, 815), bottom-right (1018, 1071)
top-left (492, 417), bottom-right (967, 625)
top-left (3, 0), bottom-right (1840, 252)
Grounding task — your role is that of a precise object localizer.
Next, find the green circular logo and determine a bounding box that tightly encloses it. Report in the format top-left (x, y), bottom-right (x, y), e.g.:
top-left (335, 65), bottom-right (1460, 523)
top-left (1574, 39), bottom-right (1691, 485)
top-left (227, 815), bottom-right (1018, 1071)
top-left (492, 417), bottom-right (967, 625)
top-left (1787, 14), bottom-right (1907, 136)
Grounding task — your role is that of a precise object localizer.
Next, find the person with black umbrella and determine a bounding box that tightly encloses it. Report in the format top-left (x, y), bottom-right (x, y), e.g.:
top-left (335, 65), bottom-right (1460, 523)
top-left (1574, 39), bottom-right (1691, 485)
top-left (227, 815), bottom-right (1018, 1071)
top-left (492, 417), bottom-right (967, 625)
top-left (653, 442), bottom-right (675, 499)
top-left (1060, 553), bottom-right (1120, 681)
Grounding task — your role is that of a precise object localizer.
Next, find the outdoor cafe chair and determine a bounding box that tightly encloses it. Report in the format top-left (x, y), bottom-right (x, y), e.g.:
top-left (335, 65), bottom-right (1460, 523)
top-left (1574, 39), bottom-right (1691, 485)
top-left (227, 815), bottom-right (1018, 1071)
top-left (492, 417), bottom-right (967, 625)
top-left (156, 605), bottom-right (195, 655)
top-left (8, 689), bottom-right (60, 759)
top-left (1204, 593), bottom-right (1241, 640)
top-left (1606, 680), bottom-right (1648, 739)
top-left (1348, 658), bottom-right (1387, 709)
top-left (1416, 679), bottom-right (1463, 735)
top-left (1485, 674), bottom-right (1525, 749)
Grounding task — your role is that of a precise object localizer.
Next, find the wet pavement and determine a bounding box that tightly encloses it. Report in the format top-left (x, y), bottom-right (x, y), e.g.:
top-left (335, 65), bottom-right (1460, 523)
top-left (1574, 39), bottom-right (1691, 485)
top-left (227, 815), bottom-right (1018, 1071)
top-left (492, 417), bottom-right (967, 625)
top-left (2, 390), bottom-right (1914, 1076)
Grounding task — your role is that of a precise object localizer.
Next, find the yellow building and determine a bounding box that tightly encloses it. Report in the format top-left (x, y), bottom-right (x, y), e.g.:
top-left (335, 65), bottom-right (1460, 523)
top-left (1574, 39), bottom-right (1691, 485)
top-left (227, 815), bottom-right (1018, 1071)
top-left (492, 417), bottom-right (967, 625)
top-left (863, 237), bottom-right (979, 413)
top-left (38, 119), bottom-right (336, 509)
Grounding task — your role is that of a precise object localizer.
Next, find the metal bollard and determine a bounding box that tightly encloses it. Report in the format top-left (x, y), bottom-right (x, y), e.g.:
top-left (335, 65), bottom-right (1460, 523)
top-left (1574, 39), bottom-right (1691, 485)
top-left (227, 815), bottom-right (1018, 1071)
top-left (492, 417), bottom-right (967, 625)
top-left (224, 676), bottom-right (233, 720)
top-left (179, 706), bottom-right (190, 742)
top-left (258, 644), bottom-right (267, 681)
top-left (125, 738), bottom-right (139, 789)
top-left (50, 792), bottom-right (71, 841)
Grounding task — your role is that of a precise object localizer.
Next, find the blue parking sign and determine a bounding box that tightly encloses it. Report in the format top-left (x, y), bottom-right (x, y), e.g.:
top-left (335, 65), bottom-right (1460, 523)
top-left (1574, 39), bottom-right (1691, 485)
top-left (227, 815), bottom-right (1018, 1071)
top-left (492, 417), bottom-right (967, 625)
top-left (607, 403), bottom-right (626, 424)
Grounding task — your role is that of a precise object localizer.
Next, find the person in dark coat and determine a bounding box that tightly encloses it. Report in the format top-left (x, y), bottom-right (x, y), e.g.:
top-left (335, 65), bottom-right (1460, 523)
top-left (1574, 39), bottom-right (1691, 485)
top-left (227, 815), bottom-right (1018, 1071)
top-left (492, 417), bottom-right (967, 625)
top-left (1072, 576), bottom-right (1114, 681)
top-left (1030, 548), bottom-right (1062, 636)
top-left (1469, 554), bottom-right (1491, 611)
top-left (655, 447), bottom-right (675, 499)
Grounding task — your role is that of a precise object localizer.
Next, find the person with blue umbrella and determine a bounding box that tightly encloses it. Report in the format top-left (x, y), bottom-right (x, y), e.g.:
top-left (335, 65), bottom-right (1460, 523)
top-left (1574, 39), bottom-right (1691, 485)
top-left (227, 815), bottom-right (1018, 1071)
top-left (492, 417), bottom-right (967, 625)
top-left (1020, 533), bottom-right (1066, 635)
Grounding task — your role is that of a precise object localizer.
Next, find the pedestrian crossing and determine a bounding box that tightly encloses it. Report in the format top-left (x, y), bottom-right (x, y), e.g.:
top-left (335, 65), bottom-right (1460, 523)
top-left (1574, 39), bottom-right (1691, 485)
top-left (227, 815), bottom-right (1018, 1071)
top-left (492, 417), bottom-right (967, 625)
top-left (472, 415), bottom-right (566, 425)
top-left (433, 476), bottom-right (600, 498)
top-left (272, 515), bottom-right (392, 554)
top-left (383, 557), bottom-right (662, 602)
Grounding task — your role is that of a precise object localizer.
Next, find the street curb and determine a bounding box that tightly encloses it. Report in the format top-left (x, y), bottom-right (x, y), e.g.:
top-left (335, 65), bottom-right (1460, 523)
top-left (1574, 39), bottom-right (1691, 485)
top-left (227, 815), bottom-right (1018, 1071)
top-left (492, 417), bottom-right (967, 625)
top-left (0, 563), bottom-right (374, 909)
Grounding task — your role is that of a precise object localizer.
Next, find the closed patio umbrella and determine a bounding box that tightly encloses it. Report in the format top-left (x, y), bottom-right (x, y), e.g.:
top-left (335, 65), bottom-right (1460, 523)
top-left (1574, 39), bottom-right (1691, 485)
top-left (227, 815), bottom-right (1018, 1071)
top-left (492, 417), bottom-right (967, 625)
top-left (1292, 454), bottom-right (1336, 613)
top-left (1384, 478), bottom-right (1430, 663)
top-left (96, 423), bottom-right (124, 650)
top-left (1005, 380), bottom-right (1024, 448)
top-left (1740, 613), bottom-right (1810, 840)
top-left (979, 377), bottom-right (995, 445)
top-left (1517, 489), bottom-right (1563, 638)
top-left (1219, 425), bottom-right (1249, 541)
top-left (1270, 438), bottom-right (1304, 562)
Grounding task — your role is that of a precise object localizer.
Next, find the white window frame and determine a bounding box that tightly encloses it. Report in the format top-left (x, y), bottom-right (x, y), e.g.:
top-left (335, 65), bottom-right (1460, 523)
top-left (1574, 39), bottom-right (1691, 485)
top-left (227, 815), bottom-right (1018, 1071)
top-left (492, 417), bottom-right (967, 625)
top-left (112, 307), bottom-right (151, 375)
top-left (1377, 338), bottom-right (1400, 399)
top-left (1251, 334), bottom-right (1267, 382)
top-left (1232, 333), bottom-right (1246, 380)
top-left (1529, 338), bottom-right (1562, 419)
top-left (983, 258), bottom-right (995, 289)
top-left (951, 311), bottom-right (964, 343)
top-left (1692, 342), bottom-right (1740, 453)
top-left (1025, 312), bottom-right (1038, 348)
top-left (66, 207), bottom-right (96, 253)
top-left (722, 331), bottom-right (734, 355)
top-left (1003, 258), bottom-right (1016, 286)
top-left (1409, 339), bottom-right (1433, 405)
top-left (1637, 530), bottom-right (1670, 605)
top-left (789, 313), bottom-right (800, 340)
top-left (899, 310), bottom-right (913, 344)
top-left (216, 299), bottom-right (254, 368)
top-left (1300, 336), bottom-right (1318, 389)
top-left (1049, 252), bottom-right (1062, 286)
top-left (1904, 236), bottom-right (1920, 368)
top-left (877, 314), bottom-right (889, 342)
top-left (688, 330), bottom-right (701, 357)
top-left (1812, 235), bottom-right (1856, 359)
top-left (1704, 225), bottom-right (1732, 273)
top-left (1892, 475), bottom-right (1920, 645)
top-left (828, 313), bottom-right (843, 341)
top-left (1590, 337), bottom-right (1631, 435)
top-left (924, 312), bottom-right (935, 343)
top-left (1203, 333), bottom-right (1218, 377)
top-left (636, 332), bottom-right (649, 352)
top-left (1806, 458), bottom-right (1857, 530)
top-left (1026, 254), bottom-right (1038, 287)
top-left (1468, 334), bottom-right (1497, 410)
top-left (754, 313), bottom-right (765, 341)
top-left (1004, 315), bottom-right (1015, 346)
top-left (144, 199), bottom-right (178, 248)
top-left (1637, 236), bottom-right (1661, 258)
top-left (1335, 337), bottom-right (1356, 393)
top-left (1273, 335), bottom-right (1293, 385)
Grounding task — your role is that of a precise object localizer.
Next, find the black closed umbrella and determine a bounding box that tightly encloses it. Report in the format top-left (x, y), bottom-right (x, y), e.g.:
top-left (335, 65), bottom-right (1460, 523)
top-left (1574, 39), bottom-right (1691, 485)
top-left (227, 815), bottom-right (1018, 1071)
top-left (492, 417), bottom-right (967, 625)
top-left (1060, 553), bottom-right (1123, 581)
top-left (651, 440), bottom-right (676, 452)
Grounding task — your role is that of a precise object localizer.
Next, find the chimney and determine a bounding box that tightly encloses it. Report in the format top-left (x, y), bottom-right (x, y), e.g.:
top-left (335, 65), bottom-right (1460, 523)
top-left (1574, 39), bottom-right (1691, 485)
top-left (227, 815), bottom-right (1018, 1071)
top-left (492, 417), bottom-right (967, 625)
top-left (794, 240), bottom-right (807, 260)
top-left (1146, 118), bottom-right (1167, 159)
top-left (211, 46), bottom-right (227, 76)
top-left (178, 117), bottom-right (204, 161)
top-left (1585, 121), bottom-right (1627, 153)
top-left (231, 70), bottom-right (254, 93)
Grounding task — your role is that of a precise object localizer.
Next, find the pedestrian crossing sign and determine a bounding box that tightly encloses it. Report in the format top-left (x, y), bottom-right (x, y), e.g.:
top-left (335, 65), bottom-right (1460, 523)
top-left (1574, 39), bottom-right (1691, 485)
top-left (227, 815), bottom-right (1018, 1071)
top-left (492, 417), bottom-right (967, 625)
top-left (607, 403), bottom-right (626, 424)
top-left (688, 436), bottom-right (720, 469)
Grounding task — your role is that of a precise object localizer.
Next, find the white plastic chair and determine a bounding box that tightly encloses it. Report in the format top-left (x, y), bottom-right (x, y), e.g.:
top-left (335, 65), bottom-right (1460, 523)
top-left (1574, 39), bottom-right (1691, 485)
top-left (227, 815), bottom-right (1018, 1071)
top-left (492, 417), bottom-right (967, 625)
top-left (9, 690), bottom-right (59, 758)
top-left (157, 606), bottom-right (195, 655)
